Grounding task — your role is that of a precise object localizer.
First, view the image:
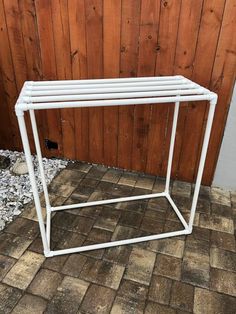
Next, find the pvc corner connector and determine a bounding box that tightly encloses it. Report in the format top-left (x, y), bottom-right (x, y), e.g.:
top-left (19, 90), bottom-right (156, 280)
top-left (15, 103), bottom-right (28, 116)
top-left (44, 250), bottom-right (54, 258)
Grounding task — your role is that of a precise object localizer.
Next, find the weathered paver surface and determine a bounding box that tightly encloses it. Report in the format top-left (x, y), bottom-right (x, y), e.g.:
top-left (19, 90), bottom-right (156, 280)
top-left (0, 162), bottom-right (235, 313)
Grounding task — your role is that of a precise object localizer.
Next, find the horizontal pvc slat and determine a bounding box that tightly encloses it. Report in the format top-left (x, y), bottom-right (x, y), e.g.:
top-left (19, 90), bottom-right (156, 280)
top-left (50, 230), bottom-right (189, 256)
top-left (31, 75), bottom-right (183, 86)
top-left (22, 94), bottom-right (211, 110)
top-left (27, 84), bottom-right (196, 95)
top-left (28, 89), bottom-right (205, 103)
top-left (29, 80), bottom-right (190, 92)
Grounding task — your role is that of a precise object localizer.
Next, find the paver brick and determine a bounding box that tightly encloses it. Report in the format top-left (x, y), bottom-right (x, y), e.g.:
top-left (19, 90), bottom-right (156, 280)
top-left (80, 257), bottom-right (125, 289)
top-left (141, 216), bottom-right (164, 233)
top-left (210, 187), bottom-right (231, 206)
top-left (210, 268), bottom-right (236, 297)
top-left (152, 177), bottom-right (166, 193)
top-left (111, 225), bottom-right (139, 241)
top-left (148, 238), bottom-right (185, 258)
top-left (104, 245), bottom-right (132, 266)
top-left (210, 247), bottom-right (236, 272)
top-left (111, 296), bottom-right (145, 314)
top-left (45, 276), bottom-right (89, 314)
top-left (93, 207), bottom-right (120, 232)
top-left (182, 238), bottom-right (210, 288)
top-left (69, 161), bottom-right (92, 173)
top-left (172, 180), bottom-right (191, 198)
top-left (149, 275), bottom-right (172, 305)
top-left (52, 212), bottom-right (94, 235)
top-left (119, 210), bottom-right (143, 228)
top-left (0, 254), bottom-right (16, 281)
top-left (124, 247), bottom-right (156, 285)
top-left (199, 214), bottom-right (234, 234)
top-left (80, 284), bottom-right (116, 314)
top-left (147, 197), bottom-right (169, 211)
top-left (194, 288), bottom-right (236, 314)
top-left (118, 172), bottom-right (138, 186)
top-left (145, 301), bottom-right (176, 314)
top-left (28, 268), bottom-right (63, 299)
top-left (170, 281), bottom-right (194, 312)
top-left (154, 254), bottom-right (182, 280)
top-left (211, 230), bottom-right (235, 252)
top-left (86, 164), bottom-right (107, 179)
top-left (11, 294), bottom-right (47, 314)
top-left (21, 205), bottom-right (46, 222)
top-left (61, 254), bottom-right (87, 277)
top-left (211, 203), bottom-right (233, 218)
top-left (5, 217), bottom-right (39, 239)
top-left (135, 175), bottom-right (155, 190)
top-left (43, 255), bottom-right (68, 272)
top-left (87, 227), bottom-right (112, 242)
top-left (0, 283), bottom-right (22, 314)
top-left (3, 251), bottom-right (45, 290)
top-left (117, 279), bottom-right (148, 301)
top-left (116, 199), bottom-right (147, 213)
top-left (102, 168), bottom-right (123, 183)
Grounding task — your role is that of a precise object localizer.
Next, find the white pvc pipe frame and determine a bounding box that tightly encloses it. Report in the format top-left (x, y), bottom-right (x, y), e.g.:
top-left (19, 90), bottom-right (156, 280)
top-left (15, 75), bottom-right (217, 257)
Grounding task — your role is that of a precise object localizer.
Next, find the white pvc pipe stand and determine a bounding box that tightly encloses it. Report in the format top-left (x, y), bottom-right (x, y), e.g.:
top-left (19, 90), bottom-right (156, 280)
top-left (15, 76), bottom-right (217, 257)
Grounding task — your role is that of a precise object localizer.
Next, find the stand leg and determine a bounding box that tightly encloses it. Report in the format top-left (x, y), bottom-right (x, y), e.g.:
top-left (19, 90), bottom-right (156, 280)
top-left (188, 99), bottom-right (217, 232)
top-left (165, 102), bottom-right (180, 193)
top-left (29, 110), bottom-right (51, 248)
top-left (16, 111), bottom-right (50, 256)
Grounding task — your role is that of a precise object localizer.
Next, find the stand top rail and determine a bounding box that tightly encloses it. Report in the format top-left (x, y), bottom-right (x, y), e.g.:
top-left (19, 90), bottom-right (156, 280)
top-left (15, 75), bottom-right (217, 113)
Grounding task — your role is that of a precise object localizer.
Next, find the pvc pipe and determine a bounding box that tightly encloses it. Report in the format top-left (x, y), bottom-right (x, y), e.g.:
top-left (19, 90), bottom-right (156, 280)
top-left (29, 109), bottom-right (51, 248)
top-left (29, 75), bottom-right (184, 86)
top-left (29, 80), bottom-right (190, 91)
top-left (28, 83), bottom-right (195, 92)
top-left (16, 112), bottom-right (50, 255)
top-left (188, 98), bottom-right (217, 231)
top-left (165, 102), bottom-right (180, 193)
top-left (51, 192), bottom-right (167, 212)
top-left (17, 94), bottom-right (213, 111)
top-left (28, 88), bottom-right (205, 103)
top-left (49, 229), bottom-right (189, 257)
top-left (29, 110), bottom-right (50, 209)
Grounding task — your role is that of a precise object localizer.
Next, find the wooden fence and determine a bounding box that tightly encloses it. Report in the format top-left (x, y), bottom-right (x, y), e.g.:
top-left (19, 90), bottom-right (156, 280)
top-left (0, 0), bottom-right (235, 185)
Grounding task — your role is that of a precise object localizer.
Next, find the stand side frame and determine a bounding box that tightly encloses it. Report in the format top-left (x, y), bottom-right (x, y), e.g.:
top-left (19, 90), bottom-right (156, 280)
top-left (15, 78), bottom-right (217, 257)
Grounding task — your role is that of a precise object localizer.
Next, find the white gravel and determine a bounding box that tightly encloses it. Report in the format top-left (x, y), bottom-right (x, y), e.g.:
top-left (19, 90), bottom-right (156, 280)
top-left (0, 150), bottom-right (68, 231)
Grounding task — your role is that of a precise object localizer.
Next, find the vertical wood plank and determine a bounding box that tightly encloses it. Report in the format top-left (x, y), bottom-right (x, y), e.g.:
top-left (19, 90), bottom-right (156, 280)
top-left (85, 0), bottom-right (104, 164)
top-left (172, 0), bottom-right (204, 179)
top-left (0, 70), bottom-right (12, 148)
top-left (19, 0), bottom-right (48, 156)
top-left (35, 0), bottom-right (63, 157)
top-left (146, 0), bottom-right (181, 176)
top-left (118, 0), bottom-right (141, 170)
top-left (178, 0), bottom-right (226, 182)
top-left (51, 0), bottom-right (75, 160)
top-left (3, 0), bottom-right (27, 90)
top-left (203, 0), bottom-right (236, 184)
top-left (132, 0), bottom-right (160, 172)
top-left (103, 0), bottom-right (121, 166)
top-left (68, 0), bottom-right (89, 162)
top-left (0, 0), bottom-right (21, 150)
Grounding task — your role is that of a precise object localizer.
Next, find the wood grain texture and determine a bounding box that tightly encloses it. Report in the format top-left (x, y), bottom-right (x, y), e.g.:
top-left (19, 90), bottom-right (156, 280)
top-left (103, 0), bottom-right (121, 166)
top-left (35, 0), bottom-right (63, 157)
top-left (0, 0), bottom-right (235, 185)
top-left (85, 0), bottom-right (104, 164)
top-left (118, 0), bottom-right (141, 170)
top-left (132, 0), bottom-right (160, 172)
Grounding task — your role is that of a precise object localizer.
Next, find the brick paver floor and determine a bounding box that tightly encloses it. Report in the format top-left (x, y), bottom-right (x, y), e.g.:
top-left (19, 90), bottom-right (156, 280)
top-left (0, 162), bottom-right (236, 313)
